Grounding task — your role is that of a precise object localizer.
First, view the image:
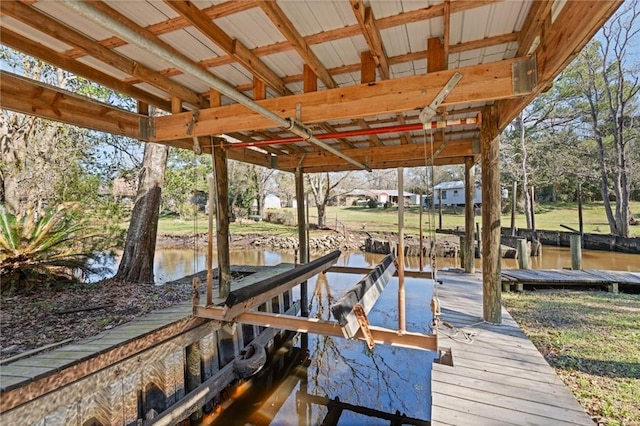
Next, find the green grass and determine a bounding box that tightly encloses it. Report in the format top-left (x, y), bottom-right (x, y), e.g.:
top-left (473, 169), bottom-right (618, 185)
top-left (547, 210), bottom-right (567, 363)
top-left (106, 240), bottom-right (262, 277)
top-left (153, 201), bottom-right (640, 237)
top-left (503, 291), bottom-right (640, 426)
top-left (311, 201), bottom-right (640, 237)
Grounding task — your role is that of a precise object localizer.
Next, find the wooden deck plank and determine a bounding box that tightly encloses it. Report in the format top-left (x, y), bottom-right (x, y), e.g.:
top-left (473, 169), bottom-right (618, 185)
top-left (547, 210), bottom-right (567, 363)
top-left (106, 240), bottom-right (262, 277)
top-left (432, 271), bottom-right (593, 426)
top-left (433, 364), bottom-right (575, 399)
top-left (433, 368), bottom-right (585, 410)
top-left (432, 393), bottom-right (588, 426)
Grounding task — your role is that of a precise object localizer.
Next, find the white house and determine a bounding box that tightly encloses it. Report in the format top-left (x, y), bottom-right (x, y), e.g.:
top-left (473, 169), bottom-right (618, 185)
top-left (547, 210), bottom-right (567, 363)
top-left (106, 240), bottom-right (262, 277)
top-left (369, 189), bottom-right (418, 205)
top-left (432, 181), bottom-right (482, 206)
top-left (263, 194), bottom-right (282, 209)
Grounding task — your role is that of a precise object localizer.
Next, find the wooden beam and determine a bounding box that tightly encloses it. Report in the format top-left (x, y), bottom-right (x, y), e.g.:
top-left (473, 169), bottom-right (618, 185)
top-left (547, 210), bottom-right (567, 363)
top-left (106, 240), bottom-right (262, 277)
top-left (443, 0), bottom-right (451, 65)
top-left (253, 76), bottom-right (267, 101)
top-left (221, 251), bottom-right (340, 321)
top-left (360, 51), bottom-right (377, 85)
top-left (193, 307), bottom-right (439, 352)
top-left (213, 138), bottom-right (231, 298)
top-left (154, 58), bottom-right (531, 140)
top-left (480, 105), bottom-right (501, 323)
top-left (278, 139), bottom-right (475, 172)
top-left (331, 254), bottom-right (396, 339)
top-left (0, 1), bottom-right (202, 108)
top-left (327, 266), bottom-right (434, 280)
top-left (295, 168), bottom-right (308, 316)
top-left (259, 1), bottom-right (337, 89)
top-left (351, 1), bottom-right (390, 79)
top-left (497, 0), bottom-right (622, 129)
top-left (0, 71), bottom-right (143, 139)
top-left (0, 28), bottom-right (171, 111)
top-left (165, 0), bottom-right (291, 96)
top-left (64, 1), bottom-right (258, 58)
top-left (233, 32), bottom-right (521, 93)
top-left (427, 37), bottom-right (446, 73)
top-left (464, 156), bottom-right (476, 273)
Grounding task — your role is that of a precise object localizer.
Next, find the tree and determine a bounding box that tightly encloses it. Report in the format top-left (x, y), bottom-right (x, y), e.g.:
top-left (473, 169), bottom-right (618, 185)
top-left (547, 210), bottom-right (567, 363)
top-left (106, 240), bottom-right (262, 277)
top-left (558, 1), bottom-right (639, 236)
top-left (249, 165), bottom-right (275, 218)
top-left (307, 172), bottom-right (358, 228)
top-left (114, 142), bottom-right (169, 283)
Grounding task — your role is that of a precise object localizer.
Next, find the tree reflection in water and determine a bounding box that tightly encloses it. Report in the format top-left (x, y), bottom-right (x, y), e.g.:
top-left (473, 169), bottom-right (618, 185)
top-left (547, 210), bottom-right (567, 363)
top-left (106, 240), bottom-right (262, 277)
top-left (293, 271), bottom-right (435, 425)
top-left (207, 258), bottom-right (436, 425)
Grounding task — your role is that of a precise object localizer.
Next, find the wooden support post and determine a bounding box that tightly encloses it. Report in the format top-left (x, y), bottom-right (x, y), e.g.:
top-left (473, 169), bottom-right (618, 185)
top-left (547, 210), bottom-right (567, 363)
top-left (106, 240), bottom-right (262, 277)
top-left (511, 180), bottom-right (517, 236)
top-left (475, 222), bottom-right (481, 258)
top-left (206, 173), bottom-right (214, 306)
top-left (517, 238), bottom-right (530, 270)
top-left (213, 138), bottom-right (231, 299)
top-left (480, 106), bottom-right (501, 324)
top-left (185, 342), bottom-right (202, 421)
top-left (397, 167), bottom-right (406, 334)
top-left (577, 183), bottom-right (584, 243)
top-left (459, 236), bottom-right (465, 268)
top-left (570, 234), bottom-right (582, 270)
top-left (608, 283), bottom-right (619, 294)
top-left (464, 156), bottom-right (475, 273)
top-left (295, 168), bottom-right (309, 317)
top-left (419, 191), bottom-right (424, 271)
top-left (438, 189), bottom-right (443, 230)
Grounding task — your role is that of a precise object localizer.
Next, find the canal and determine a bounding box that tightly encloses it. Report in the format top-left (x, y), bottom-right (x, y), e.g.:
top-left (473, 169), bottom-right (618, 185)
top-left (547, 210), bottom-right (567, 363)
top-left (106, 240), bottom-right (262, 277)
top-left (85, 247), bottom-right (638, 424)
top-left (91, 245), bottom-right (640, 285)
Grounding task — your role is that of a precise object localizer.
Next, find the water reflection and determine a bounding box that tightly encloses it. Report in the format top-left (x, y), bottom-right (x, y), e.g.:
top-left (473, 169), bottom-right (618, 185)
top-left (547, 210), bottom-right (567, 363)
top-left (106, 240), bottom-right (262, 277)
top-left (89, 245), bottom-right (639, 284)
top-left (207, 256), bottom-right (436, 425)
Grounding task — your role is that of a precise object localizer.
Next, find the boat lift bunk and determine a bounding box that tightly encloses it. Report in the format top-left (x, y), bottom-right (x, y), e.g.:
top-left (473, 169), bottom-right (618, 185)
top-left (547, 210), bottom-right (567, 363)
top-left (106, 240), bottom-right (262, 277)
top-left (193, 250), bottom-right (438, 353)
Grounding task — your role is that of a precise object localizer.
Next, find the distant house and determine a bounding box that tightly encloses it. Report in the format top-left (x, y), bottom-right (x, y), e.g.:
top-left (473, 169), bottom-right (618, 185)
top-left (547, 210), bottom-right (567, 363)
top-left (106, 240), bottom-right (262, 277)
top-left (432, 181), bottom-right (482, 207)
top-left (264, 194), bottom-right (282, 209)
top-left (369, 189), bottom-right (417, 205)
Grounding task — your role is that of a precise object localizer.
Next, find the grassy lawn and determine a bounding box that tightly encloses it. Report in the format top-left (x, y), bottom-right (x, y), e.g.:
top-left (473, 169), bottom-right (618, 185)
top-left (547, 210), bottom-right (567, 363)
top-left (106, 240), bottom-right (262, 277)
top-left (502, 291), bottom-right (640, 426)
top-left (153, 201), bottom-right (640, 237)
top-left (314, 201), bottom-right (640, 237)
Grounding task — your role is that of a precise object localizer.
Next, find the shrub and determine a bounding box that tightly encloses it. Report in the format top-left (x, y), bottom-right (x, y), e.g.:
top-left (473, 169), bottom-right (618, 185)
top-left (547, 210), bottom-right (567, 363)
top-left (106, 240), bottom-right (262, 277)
top-left (367, 198), bottom-right (378, 209)
top-left (263, 210), bottom-right (296, 226)
top-left (0, 204), bottom-right (109, 292)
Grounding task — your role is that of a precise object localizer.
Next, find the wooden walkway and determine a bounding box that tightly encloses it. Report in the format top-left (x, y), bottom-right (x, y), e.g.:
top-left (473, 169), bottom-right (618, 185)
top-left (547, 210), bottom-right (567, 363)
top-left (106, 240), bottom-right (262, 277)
top-left (0, 264), bottom-right (292, 394)
top-left (431, 271), bottom-right (594, 426)
top-left (501, 269), bottom-right (640, 292)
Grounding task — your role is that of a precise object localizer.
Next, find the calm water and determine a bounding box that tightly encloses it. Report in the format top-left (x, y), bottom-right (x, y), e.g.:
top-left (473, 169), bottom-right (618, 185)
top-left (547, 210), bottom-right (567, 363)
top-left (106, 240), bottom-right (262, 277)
top-left (88, 247), bottom-right (637, 424)
top-left (208, 252), bottom-right (437, 425)
top-left (90, 245), bottom-right (639, 284)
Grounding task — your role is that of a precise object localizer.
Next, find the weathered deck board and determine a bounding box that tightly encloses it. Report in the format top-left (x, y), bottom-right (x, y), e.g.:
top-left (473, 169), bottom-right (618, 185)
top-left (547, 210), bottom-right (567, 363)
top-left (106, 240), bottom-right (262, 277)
top-left (501, 269), bottom-right (640, 288)
top-left (432, 271), bottom-right (593, 426)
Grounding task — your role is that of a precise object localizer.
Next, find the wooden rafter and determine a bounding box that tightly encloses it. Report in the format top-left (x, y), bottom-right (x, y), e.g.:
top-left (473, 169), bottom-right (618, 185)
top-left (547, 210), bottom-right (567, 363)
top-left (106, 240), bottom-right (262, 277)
top-left (277, 139), bottom-right (476, 172)
top-left (497, 0), bottom-right (622, 128)
top-left (259, 1), bottom-right (337, 89)
top-left (0, 27), bottom-right (171, 111)
top-left (153, 58), bottom-right (530, 140)
top-left (165, 0), bottom-right (292, 96)
top-left (0, 0), bottom-right (203, 107)
top-left (193, 307), bottom-right (438, 352)
top-left (64, 1), bottom-right (259, 59)
top-left (443, 0), bottom-right (451, 65)
top-left (350, 0), bottom-right (390, 80)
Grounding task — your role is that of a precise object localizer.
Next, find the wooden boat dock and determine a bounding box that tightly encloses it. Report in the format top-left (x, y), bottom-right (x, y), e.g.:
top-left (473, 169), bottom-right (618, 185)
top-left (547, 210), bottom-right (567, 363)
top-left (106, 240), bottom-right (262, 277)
top-left (432, 271), bottom-right (594, 425)
top-left (501, 269), bottom-right (640, 292)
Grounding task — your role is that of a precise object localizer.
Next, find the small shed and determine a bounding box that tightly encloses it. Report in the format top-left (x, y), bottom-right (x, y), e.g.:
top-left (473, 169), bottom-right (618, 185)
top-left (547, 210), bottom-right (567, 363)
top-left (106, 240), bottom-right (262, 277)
top-left (264, 194), bottom-right (282, 209)
top-left (433, 181), bottom-right (482, 207)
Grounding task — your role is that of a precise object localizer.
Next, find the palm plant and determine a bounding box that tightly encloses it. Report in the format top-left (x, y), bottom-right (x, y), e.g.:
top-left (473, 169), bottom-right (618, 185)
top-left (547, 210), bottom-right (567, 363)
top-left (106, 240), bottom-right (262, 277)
top-left (0, 204), bottom-right (101, 291)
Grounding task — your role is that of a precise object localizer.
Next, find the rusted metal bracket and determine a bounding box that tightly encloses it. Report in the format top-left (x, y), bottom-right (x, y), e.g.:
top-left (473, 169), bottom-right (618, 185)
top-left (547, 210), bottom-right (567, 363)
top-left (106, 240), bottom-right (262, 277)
top-left (353, 303), bottom-right (375, 350)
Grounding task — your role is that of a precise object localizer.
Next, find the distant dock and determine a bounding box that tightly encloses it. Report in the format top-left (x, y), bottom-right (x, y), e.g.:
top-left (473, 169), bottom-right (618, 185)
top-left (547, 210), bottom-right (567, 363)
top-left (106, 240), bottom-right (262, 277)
top-left (501, 269), bottom-right (640, 293)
